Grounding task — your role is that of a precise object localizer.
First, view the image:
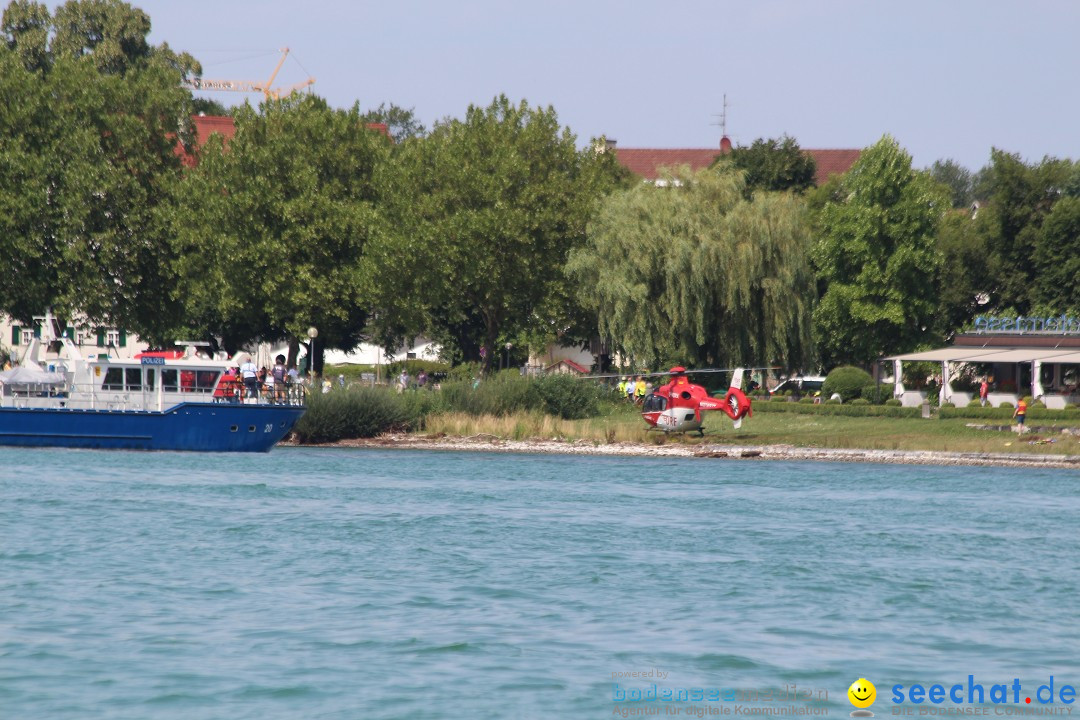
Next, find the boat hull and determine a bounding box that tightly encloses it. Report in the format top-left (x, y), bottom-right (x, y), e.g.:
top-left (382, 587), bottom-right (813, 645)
top-left (0, 403), bottom-right (304, 452)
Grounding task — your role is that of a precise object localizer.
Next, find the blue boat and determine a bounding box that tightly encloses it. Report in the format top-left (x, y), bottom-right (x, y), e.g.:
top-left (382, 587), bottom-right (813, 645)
top-left (0, 314), bottom-right (305, 452)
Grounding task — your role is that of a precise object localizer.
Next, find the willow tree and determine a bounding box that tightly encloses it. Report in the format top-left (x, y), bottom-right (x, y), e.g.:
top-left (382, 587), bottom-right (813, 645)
top-left (566, 166), bottom-right (815, 371)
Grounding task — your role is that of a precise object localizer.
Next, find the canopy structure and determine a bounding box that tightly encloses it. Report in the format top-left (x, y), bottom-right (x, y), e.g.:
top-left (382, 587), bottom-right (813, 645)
top-left (885, 346), bottom-right (1080, 405)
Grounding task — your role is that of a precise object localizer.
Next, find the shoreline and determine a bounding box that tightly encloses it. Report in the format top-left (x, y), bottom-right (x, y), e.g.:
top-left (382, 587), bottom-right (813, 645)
top-left (292, 434), bottom-right (1080, 469)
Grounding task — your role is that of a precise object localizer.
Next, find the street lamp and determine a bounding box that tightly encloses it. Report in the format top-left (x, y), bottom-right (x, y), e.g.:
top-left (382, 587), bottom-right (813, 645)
top-left (307, 326), bottom-right (318, 382)
top-left (504, 342), bottom-right (513, 371)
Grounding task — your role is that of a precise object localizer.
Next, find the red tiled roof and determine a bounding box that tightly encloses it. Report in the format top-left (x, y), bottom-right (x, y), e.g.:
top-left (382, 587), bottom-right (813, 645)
top-left (546, 358), bottom-right (590, 374)
top-left (614, 147), bottom-right (861, 187)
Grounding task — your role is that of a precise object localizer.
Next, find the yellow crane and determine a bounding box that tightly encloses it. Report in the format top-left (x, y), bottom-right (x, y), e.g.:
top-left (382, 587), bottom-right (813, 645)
top-left (185, 47), bottom-right (315, 100)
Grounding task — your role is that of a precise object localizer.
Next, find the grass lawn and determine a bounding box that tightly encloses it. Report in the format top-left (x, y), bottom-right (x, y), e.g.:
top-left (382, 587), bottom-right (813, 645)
top-left (421, 404), bottom-right (1080, 456)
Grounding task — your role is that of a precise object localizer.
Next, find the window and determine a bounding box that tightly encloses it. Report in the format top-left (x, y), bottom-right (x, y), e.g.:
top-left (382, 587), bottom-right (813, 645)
top-left (102, 368), bottom-right (123, 391)
top-left (642, 394), bottom-right (667, 412)
top-left (161, 369), bottom-right (178, 391)
top-left (124, 368), bottom-right (142, 390)
top-left (106, 330), bottom-right (120, 347)
top-left (20, 329), bottom-right (34, 346)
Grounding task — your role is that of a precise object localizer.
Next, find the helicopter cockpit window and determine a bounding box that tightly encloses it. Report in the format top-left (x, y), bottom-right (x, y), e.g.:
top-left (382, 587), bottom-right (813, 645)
top-left (642, 394), bottom-right (666, 412)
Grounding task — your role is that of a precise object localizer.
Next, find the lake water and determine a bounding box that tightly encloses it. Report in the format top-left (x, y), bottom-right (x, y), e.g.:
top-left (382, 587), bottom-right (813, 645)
top-left (2, 448), bottom-right (1079, 719)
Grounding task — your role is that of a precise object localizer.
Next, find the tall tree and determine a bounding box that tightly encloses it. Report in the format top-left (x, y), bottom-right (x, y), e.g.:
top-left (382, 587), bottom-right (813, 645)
top-left (168, 95), bottom-right (390, 369)
top-left (725, 135), bottom-right (816, 196)
top-left (975, 149), bottom-right (1072, 312)
top-left (929, 158), bottom-right (974, 209)
top-left (363, 95), bottom-right (603, 373)
top-left (0, 0), bottom-right (199, 342)
top-left (566, 166), bottom-right (816, 371)
top-left (812, 136), bottom-right (948, 364)
top-left (1033, 196), bottom-right (1080, 314)
top-left (360, 102), bottom-right (426, 143)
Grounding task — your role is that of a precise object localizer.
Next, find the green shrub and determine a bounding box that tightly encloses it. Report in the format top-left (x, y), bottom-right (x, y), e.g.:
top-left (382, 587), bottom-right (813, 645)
top-left (752, 401), bottom-right (920, 418)
top-left (293, 386), bottom-right (426, 443)
top-left (849, 398), bottom-right (870, 406)
top-left (799, 397), bottom-right (816, 404)
top-left (999, 402), bottom-right (1014, 409)
top-left (1031, 401), bottom-right (1046, 409)
top-left (968, 399), bottom-right (983, 407)
top-left (440, 371), bottom-right (537, 416)
top-left (885, 398), bottom-right (902, 407)
top-left (533, 373), bottom-right (607, 419)
top-left (941, 402), bottom-right (955, 409)
top-left (859, 382), bottom-right (885, 403)
top-left (771, 395), bottom-right (789, 402)
top-left (826, 398), bottom-right (841, 405)
top-left (822, 366), bottom-right (873, 402)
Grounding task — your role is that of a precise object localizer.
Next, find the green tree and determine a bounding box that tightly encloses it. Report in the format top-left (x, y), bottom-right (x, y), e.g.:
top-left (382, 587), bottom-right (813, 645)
top-left (360, 102), bottom-right (426, 142)
top-left (930, 158), bottom-right (974, 208)
top-left (566, 166), bottom-right (815, 371)
top-left (1033, 196), bottom-right (1080, 314)
top-left (168, 95), bottom-right (391, 369)
top-left (934, 210), bottom-right (993, 337)
top-left (363, 95), bottom-right (604, 373)
top-left (812, 136), bottom-right (948, 364)
top-left (0, 0), bottom-right (199, 342)
top-left (725, 135), bottom-right (816, 195)
top-left (975, 149), bottom-right (1072, 312)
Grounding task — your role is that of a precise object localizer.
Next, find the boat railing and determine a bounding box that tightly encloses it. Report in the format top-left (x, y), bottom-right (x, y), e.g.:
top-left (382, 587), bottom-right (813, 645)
top-left (1, 380), bottom-right (308, 409)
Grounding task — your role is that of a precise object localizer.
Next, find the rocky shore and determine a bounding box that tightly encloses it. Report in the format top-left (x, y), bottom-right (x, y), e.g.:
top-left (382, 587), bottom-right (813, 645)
top-left (301, 433), bottom-right (1080, 469)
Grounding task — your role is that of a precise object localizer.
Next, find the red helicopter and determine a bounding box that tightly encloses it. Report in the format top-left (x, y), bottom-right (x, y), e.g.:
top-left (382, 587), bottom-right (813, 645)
top-left (639, 367), bottom-right (753, 434)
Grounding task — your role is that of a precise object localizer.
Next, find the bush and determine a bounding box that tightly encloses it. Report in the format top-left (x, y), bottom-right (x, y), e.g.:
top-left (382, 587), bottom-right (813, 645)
top-left (752, 401), bottom-right (920, 418)
top-left (822, 366), bottom-right (873, 403)
top-left (850, 398), bottom-right (870, 406)
top-left (968, 399), bottom-right (983, 408)
top-left (941, 402), bottom-right (955, 409)
top-left (799, 397), bottom-right (816, 404)
top-left (859, 382), bottom-right (884, 403)
top-left (293, 385), bottom-right (432, 443)
top-left (771, 395), bottom-right (789, 402)
top-left (440, 371), bottom-right (537, 416)
top-left (532, 373), bottom-right (608, 420)
top-left (1031, 401), bottom-right (1046, 409)
top-left (999, 402), bottom-right (1014, 409)
top-left (826, 398), bottom-right (841, 405)
top-left (885, 398), bottom-right (902, 407)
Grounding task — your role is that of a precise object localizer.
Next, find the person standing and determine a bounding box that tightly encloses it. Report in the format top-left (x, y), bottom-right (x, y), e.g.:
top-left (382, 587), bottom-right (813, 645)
top-left (1013, 397), bottom-right (1028, 434)
top-left (979, 378), bottom-right (989, 407)
top-left (398, 369), bottom-right (409, 393)
top-left (240, 357), bottom-right (259, 399)
top-left (271, 355), bottom-right (288, 404)
top-left (417, 370), bottom-right (428, 390)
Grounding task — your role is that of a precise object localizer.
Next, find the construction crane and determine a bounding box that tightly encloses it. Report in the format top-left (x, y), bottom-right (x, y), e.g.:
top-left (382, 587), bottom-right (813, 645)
top-left (185, 47), bottom-right (315, 100)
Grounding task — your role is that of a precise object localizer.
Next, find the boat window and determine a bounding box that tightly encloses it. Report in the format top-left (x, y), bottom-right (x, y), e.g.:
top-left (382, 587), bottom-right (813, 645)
top-left (125, 368), bottom-right (142, 390)
top-left (145, 368), bottom-right (156, 390)
top-left (102, 367), bottom-right (123, 391)
top-left (642, 394), bottom-right (667, 412)
top-left (161, 369), bottom-right (178, 391)
top-left (195, 371), bottom-right (220, 393)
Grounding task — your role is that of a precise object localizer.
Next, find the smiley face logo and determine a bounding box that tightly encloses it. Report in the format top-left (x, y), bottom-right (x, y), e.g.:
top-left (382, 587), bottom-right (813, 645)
top-left (848, 678), bottom-right (876, 709)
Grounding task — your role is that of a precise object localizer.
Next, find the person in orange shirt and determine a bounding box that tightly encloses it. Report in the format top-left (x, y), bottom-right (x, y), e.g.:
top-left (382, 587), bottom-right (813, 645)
top-left (1012, 397), bottom-right (1028, 434)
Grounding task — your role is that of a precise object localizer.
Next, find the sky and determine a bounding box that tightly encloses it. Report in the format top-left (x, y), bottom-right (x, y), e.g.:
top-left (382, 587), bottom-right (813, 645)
top-left (121, 0), bottom-right (1080, 171)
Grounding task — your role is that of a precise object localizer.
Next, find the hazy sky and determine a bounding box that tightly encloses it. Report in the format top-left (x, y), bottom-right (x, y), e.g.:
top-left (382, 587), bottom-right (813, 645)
top-left (125, 0), bottom-right (1078, 171)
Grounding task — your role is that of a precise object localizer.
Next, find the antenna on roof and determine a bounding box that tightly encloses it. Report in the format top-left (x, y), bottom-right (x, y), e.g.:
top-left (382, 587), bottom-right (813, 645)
top-left (712, 94), bottom-right (732, 153)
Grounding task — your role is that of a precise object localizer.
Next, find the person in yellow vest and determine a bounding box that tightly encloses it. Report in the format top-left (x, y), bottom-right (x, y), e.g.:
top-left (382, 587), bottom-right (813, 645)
top-left (1013, 397), bottom-right (1028, 435)
top-left (635, 376), bottom-right (647, 404)
top-left (617, 377), bottom-right (626, 397)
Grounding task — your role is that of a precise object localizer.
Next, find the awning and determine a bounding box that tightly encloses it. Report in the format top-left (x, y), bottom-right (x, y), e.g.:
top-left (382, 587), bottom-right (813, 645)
top-left (886, 348), bottom-right (1006, 362)
top-left (965, 349), bottom-right (1079, 362)
top-left (886, 348), bottom-right (1080, 363)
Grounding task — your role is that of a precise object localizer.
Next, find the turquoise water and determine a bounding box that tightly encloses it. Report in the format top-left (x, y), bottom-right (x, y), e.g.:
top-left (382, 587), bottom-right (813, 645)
top-left (2, 448), bottom-right (1079, 719)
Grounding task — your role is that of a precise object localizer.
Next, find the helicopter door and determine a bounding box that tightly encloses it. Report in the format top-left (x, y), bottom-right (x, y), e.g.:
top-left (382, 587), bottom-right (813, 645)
top-left (642, 394), bottom-right (667, 412)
